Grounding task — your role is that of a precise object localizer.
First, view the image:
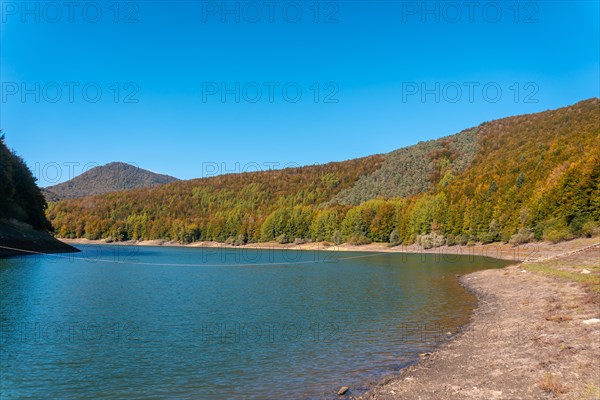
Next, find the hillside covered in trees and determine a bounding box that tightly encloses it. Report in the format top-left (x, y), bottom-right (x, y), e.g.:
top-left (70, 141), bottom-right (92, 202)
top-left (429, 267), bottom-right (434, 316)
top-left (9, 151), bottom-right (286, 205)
top-left (47, 98), bottom-right (600, 247)
top-left (332, 127), bottom-right (479, 205)
top-left (0, 134), bottom-right (78, 256)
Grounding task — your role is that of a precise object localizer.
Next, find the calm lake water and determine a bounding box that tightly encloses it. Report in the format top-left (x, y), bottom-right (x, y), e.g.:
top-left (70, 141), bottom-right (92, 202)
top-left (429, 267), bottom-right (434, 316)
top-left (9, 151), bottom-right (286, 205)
top-left (0, 245), bottom-right (510, 399)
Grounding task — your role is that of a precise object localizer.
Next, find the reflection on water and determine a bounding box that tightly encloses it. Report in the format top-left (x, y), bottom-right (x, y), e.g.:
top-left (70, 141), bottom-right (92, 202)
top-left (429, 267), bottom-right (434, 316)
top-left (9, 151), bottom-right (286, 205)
top-left (0, 245), bottom-right (510, 399)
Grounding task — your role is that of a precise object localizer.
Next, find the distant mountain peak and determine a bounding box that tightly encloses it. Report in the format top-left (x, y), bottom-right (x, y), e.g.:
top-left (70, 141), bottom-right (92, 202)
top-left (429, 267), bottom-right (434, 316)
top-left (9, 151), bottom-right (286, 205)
top-left (42, 162), bottom-right (178, 201)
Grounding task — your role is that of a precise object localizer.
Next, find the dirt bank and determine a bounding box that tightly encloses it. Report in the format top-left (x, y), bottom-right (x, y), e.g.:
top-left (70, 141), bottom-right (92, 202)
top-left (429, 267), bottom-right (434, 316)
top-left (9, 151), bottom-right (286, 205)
top-left (358, 242), bottom-right (600, 399)
top-left (0, 222), bottom-right (79, 257)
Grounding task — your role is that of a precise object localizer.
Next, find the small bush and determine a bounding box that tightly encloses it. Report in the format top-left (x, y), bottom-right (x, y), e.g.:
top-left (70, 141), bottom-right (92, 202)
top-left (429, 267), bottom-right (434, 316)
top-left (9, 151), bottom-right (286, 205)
top-left (485, 219), bottom-right (500, 243)
top-left (455, 235), bottom-right (469, 245)
top-left (445, 235), bottom-right (456, 246)
top-left (226, 234), bottom-right (247, 246)
top-left (542, 219), bottom-right (572, 243)
top-left (581, 220), bottom-right (600, 237)
top-left (418, 232), bottom-right (445, 249)
top-left (568, 214), bottom-right (588, 236)
top-left (479, 232), bottom-right (496, 244)
top-left (348, 234), bottom-right (371, 245)
top-left (276, 234), bottom-right (289, 244)
top-left (293, 238), bottom-right (306, 245)
top-left (331, 230), bottom-right (343, 245)
top-left (234, 234), bottom-right (247, 246)
top-left (389, 229), bottom-right (401, 246)
top-left (510, 228), bottom-right (533, 245)
top-left (500, 230), bottom-right (512, 243)
top-left (538, 373), bottom-right (568, 395)
top-left (85, 232), bottom-right (100, 240)
top-left (466, 240), bottom-right (476, 247)
top-left (543, 227), bottom-right (572, 243)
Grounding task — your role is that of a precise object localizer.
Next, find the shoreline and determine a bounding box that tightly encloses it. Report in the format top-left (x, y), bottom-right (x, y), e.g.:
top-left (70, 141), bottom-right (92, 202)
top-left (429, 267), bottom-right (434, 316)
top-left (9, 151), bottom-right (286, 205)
top-left (59, 236), bottom-right (600, 263)
top-left (0, 224), bottom-right (79, 257)
top-left (60, 236), bottom-right (600, 398)
top-left (359, 240), bottom-right (600, 399)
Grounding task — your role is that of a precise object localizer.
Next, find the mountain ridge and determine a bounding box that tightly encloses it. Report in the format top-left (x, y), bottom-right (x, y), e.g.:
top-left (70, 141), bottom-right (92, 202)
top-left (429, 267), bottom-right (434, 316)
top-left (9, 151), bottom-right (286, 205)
top-left (47, 98), bottom-right (600, 246)
top-left (43, 162), bottom-right (179, 201)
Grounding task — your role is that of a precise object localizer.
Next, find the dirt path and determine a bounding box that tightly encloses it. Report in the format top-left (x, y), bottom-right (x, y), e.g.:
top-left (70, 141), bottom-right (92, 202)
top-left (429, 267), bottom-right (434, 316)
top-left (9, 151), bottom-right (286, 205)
top-left (359, 243), bottom-right (600, 399)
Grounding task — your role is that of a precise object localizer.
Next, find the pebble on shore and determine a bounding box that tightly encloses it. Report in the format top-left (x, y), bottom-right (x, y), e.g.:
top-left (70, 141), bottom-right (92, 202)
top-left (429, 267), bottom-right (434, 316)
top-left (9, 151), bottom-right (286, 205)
top-left (338, 386), bottom-right (349, 395)
top-left (582, 318), bottom-right (600, 325)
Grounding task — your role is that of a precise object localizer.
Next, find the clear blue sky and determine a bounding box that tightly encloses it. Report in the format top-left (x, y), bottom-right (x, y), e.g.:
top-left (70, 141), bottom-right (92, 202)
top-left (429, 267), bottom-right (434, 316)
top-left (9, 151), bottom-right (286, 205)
top-left (1, 1), bottom-right (598, 186)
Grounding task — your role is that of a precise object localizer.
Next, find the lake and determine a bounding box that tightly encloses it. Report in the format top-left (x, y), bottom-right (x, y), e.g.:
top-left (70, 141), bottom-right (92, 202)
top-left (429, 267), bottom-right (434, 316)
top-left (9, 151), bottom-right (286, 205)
top-left (0, 245), bottom-right (511, 399)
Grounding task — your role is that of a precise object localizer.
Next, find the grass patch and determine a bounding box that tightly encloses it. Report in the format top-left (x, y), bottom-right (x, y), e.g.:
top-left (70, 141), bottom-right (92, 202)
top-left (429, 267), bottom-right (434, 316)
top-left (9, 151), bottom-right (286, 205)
top-left (583, 384), bottom-right (600, 398)
top-left (539, 373), bottom-right (568, 395)
top-left (525, 263), bottom-right (600, 295)
top-left (545, 314), bottom-right (573, 323)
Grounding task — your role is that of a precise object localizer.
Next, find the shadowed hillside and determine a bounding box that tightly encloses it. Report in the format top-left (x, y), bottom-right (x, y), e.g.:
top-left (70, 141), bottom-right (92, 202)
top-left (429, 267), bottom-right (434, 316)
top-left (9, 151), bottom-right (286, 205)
top-left (0, 134), bottom-right (78, 256)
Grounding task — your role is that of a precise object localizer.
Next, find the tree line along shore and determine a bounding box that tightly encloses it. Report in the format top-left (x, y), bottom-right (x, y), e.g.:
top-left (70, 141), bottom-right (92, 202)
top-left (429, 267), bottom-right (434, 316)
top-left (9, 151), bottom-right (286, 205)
top-left (48, 99), bottom-right (599, 250)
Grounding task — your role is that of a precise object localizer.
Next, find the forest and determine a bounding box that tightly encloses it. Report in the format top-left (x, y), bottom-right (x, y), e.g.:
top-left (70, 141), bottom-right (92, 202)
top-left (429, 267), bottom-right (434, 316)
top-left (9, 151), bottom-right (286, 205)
top-left (0, 132), bottom-right (52, 232)
top-left (47, 98), bottom-right (600, 247)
